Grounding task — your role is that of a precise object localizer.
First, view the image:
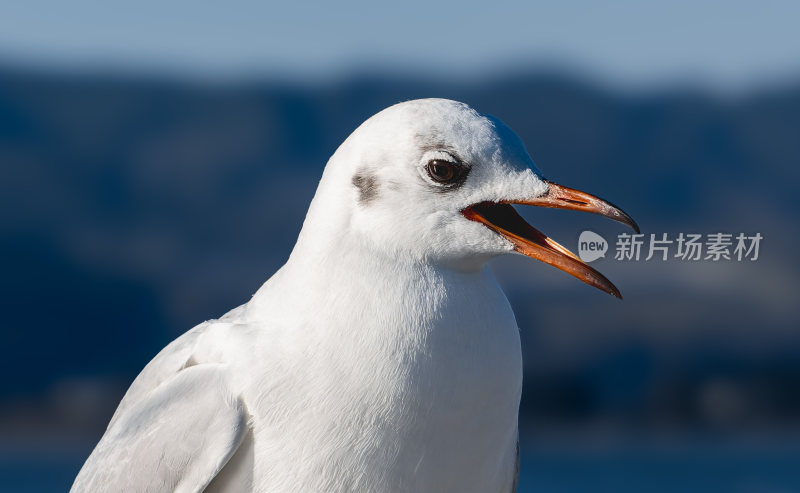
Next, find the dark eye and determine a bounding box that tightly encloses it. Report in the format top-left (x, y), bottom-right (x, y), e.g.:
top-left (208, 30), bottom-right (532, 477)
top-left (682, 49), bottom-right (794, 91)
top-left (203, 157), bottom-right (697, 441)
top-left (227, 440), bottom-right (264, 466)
top-left (426, 159), bottom-right (462, 184)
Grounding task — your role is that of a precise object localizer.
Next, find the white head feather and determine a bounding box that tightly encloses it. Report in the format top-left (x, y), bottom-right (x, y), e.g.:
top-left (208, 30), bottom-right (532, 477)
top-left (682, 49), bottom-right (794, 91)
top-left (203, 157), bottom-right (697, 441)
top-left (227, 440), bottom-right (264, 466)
top-left (290, 98), bottom-right (549, 270)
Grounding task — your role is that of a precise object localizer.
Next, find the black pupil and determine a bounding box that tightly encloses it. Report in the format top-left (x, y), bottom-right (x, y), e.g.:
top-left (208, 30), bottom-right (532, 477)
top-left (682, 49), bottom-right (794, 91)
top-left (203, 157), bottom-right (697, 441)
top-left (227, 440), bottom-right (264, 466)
top-left (429, 160), bottom-right (455, 181)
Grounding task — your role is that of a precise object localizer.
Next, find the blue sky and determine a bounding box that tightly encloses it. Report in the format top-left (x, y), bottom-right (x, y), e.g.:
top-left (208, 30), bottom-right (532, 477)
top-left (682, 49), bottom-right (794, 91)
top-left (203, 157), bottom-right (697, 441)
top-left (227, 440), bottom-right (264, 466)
top-left (1, 0), bottom-right (799, 87)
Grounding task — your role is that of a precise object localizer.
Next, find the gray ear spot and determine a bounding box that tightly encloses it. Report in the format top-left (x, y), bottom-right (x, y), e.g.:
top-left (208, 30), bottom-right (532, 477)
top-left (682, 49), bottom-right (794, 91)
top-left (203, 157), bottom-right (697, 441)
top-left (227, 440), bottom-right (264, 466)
top-left (352, 170), bottom-right (379, 205)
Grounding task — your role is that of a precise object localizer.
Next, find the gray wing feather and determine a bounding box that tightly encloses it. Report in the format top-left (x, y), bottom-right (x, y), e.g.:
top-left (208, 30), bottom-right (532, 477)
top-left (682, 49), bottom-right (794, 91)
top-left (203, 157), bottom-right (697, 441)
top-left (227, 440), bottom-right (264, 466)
top-left (71, 364), bottom-right (248, 493)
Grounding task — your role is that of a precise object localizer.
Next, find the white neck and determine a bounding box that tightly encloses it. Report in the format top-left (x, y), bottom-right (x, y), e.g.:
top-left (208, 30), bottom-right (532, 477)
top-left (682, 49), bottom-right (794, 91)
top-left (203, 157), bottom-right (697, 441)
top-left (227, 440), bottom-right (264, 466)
top-left (245, 233), bottom-right (521, 492)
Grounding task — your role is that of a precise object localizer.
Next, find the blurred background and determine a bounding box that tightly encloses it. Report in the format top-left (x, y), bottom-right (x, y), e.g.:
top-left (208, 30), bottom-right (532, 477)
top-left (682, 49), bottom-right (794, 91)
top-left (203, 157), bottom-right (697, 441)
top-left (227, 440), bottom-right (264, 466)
top-left (1, 1), bottom-right (800, 491)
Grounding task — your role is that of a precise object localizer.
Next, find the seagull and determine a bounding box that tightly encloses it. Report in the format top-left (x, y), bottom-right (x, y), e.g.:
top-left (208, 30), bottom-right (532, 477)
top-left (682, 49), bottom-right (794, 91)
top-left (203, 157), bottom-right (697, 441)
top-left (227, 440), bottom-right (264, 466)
top-left (72, 98), bottom-right (638, 493)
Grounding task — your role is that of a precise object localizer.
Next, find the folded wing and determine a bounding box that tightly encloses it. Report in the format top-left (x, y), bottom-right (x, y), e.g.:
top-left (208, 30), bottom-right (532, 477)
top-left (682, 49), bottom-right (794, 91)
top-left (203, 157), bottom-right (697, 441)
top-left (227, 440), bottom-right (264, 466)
top-left (71, 364), bottom-right (250, 493)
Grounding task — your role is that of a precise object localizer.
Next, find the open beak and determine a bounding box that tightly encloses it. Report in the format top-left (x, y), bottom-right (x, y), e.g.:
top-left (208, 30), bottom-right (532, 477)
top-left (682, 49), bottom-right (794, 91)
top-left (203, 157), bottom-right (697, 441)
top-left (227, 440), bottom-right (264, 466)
top-left (462, 180), bottom-right (639, 298)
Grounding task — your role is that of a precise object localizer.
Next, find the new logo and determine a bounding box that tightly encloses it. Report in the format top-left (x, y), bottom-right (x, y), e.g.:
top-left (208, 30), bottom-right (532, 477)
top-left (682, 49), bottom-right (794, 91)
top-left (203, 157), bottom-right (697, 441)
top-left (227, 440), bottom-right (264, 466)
top-left (578, 230), bottom-right (608, 262)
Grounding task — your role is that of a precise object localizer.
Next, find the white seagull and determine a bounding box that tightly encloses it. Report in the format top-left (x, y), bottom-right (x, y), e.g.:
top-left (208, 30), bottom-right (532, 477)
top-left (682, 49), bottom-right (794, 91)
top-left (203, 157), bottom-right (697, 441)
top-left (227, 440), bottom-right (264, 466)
top-left (72, 99), bottom-right (638, 493)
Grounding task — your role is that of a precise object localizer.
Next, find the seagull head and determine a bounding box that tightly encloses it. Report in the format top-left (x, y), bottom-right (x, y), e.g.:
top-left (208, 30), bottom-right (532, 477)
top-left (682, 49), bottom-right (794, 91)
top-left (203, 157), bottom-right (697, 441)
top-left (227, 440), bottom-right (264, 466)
top-left (308, 98), bottom-right (639, 297)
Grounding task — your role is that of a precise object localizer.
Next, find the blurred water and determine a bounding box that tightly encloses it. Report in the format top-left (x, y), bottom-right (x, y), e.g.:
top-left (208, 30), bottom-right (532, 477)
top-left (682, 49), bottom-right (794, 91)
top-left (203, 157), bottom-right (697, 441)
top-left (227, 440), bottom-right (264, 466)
top-left (1, 458), bottom-right (77, 493)
top-left (518, 436), bottom-right (800, 493)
